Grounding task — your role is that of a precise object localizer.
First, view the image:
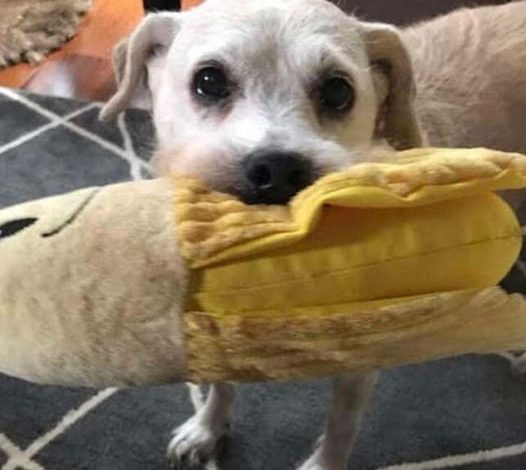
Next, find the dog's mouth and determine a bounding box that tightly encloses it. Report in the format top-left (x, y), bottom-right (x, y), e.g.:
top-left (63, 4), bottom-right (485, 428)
top-left (156, 145), bottom-right (325, 206)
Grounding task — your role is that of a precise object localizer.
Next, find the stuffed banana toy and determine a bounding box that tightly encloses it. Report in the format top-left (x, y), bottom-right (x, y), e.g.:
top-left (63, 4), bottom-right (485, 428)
top-left (1, 147), bottom-right (526, 388)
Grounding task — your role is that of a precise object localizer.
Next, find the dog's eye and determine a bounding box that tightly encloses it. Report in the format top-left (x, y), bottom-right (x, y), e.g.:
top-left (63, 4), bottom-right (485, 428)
top-left (318, 77), bottom-right (355, 113)
top-left (0, 218), bottom-right (37, 239)
top-left (193, 66), bottom-right (231, 102)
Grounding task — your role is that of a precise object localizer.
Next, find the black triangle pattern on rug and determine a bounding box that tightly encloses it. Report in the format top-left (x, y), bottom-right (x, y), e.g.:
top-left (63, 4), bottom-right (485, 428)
top-left (0, 87), bottom-right (525, 470)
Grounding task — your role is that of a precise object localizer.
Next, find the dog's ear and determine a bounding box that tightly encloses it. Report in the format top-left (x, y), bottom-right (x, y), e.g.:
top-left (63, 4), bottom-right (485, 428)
top-left (99, 13), bottom-right (181, 121)
top-left (362, 22), bottom-right (423, 150)
top-left (112, 37), bottom-right (129, 86)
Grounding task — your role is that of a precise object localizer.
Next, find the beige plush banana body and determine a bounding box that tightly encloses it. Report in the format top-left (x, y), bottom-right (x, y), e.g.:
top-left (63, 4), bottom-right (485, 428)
top-left (1, 148), bottom-right (526, 387)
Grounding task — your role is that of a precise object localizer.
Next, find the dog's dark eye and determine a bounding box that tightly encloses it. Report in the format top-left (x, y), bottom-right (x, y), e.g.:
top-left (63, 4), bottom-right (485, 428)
top-left (318, 76), bottom-right (355, 113)
top-left (0, 218), bottom-right (37, 239)
top-left (193, 66), bottom-right (231, 102)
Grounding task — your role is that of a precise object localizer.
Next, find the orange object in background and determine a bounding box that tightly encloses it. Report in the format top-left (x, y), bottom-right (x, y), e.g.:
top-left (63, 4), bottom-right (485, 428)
top-left (182, 0), bottom-right (203, 9)
top-left (0, 0), bottom-right (201, 100)
top-left (0, 0), bottom-right (143, 99)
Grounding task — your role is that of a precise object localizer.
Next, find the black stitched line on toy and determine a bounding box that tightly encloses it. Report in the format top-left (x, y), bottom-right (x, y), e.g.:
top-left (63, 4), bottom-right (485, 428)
top-left (41, 189), bottom-right (100, 238)
top-left (0, 218), bottom-right (38, 239)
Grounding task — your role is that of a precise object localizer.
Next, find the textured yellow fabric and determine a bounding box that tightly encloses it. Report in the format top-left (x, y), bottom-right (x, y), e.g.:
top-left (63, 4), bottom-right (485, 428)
top-left (175, 148), bottom-right (526, 317)
top-left (175, 147), bottom-right (526, 382)
top-left (183, 288), bottom-right (526, 382)
top-left (175, 147), bottom-right (526, 269)
top-left (187, 194), bottom-right (519, 316)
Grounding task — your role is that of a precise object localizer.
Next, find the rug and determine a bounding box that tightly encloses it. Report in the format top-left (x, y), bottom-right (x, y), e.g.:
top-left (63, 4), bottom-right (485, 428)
top-left (0, 87), bottom-right (526, 470)
top-left (0, 0), bottom-right (92, 67)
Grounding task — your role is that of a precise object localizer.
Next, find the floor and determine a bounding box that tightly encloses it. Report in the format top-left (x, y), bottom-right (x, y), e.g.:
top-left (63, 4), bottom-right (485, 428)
top-left (0, 0), bottom-right (146, 101)
top-left (0, 0), bottom-right (201, 102)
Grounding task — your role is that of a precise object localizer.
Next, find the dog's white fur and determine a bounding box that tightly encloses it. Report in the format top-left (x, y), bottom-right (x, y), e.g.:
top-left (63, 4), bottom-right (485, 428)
top-left (101, 1), bottom-right (526, 468)
top-left (102, 0), bottom-right (422, 194)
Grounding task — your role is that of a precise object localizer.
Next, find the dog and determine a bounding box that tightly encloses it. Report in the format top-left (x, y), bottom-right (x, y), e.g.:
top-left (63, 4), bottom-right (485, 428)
top-left (100, 0), bottom-right (526, 468)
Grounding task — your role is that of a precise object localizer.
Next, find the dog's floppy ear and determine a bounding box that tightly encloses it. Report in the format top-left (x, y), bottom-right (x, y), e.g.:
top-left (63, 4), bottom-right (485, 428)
top-left (99, 13), bottom-right (181, 121)
top-left (362, 22), bottom-right (423, 150)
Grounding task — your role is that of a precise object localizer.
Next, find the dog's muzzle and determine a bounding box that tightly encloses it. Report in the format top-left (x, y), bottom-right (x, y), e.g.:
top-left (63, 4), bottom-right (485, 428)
top-left (240, 150), bottom-right (315, 205)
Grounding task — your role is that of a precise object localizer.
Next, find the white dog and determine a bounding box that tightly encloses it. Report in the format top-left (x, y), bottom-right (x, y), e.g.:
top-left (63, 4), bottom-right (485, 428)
top-left (101, 0), bottom-right (526, 468)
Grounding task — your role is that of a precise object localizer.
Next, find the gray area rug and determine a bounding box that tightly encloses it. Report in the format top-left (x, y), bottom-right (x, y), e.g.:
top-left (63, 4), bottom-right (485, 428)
top-left (0, 87), bottom-right (526, 470)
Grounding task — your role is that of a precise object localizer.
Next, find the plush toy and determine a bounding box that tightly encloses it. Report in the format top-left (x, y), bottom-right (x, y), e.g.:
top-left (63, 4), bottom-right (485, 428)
top-left (1, 147), bottom-right (526, 388)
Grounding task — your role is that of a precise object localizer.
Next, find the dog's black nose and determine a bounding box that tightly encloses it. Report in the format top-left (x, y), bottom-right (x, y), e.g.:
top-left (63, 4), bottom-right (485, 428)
top-left (241, 150), bottom-right (314, 205)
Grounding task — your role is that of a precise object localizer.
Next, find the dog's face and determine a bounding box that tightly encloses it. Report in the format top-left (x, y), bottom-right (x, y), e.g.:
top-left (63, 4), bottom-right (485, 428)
top-left (101, 0), bottom-right (422, 204)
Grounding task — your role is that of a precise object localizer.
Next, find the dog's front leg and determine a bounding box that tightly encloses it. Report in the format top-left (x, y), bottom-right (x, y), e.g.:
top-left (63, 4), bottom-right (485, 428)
top-left (298, 371), bottom-right (379, 470)
top-left (167, 382), bottom-right (236, 467)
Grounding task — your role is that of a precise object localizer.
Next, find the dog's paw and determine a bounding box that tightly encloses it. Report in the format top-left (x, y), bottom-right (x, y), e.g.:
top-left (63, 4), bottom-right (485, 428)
top-left (167, 414), bottom-right (229, 468)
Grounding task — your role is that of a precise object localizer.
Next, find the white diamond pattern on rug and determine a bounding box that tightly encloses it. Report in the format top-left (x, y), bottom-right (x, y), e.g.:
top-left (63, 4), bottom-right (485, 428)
top-left (0, 88), bottom-right (150, 184)
top-left (1, 390), bottom-right (117, 470)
